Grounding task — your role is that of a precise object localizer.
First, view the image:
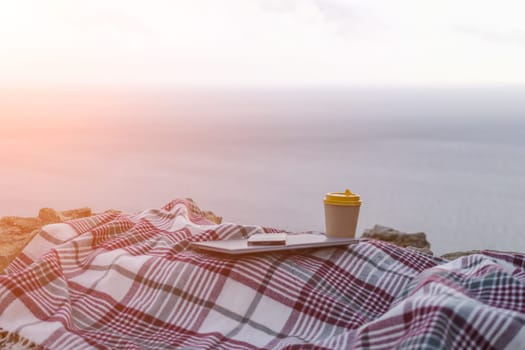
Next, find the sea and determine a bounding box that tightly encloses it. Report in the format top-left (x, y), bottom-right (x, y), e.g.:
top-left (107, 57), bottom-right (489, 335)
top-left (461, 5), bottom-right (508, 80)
top-left (1, 86), bottom-right (524, 255)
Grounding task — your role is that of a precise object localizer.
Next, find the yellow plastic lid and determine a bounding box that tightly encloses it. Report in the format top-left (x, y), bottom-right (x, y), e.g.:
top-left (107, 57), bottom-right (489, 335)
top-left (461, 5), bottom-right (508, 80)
top-left (324, 189), bottom-right (362, 206)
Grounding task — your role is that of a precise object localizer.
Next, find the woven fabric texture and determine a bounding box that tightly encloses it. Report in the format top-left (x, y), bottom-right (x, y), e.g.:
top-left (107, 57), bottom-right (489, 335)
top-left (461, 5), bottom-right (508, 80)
top-left (1, 199), bottom-right (524, 349)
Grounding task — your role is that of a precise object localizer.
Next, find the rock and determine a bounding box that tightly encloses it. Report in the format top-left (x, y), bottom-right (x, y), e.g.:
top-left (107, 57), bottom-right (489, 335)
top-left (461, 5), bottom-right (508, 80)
top-left (39, 207), bottom-right (93, 225)
top-left (0, 203), bottom-right (221, 273)
top-left (362, 225), bottom-right (433, 255)
top-left (0, 227), bottom-right (25, 245)
top-left (38, 208), bottom-right (63, 225)
top-left (61, 207), bottom-right (92, 220)
top-left (0, 207), bottom-right (94, 272)
top-left (0, 216), bottom-right (42, 234)
top-left (0, 235), bottom-right (34, 273)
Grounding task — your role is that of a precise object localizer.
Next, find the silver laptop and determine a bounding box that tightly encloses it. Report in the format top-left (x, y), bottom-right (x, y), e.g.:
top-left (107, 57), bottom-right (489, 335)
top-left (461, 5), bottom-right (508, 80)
top-left (190, 233), bottom-right (357, 255)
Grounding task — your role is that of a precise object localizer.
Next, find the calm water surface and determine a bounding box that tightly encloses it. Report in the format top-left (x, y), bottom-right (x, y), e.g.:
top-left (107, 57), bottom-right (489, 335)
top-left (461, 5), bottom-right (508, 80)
top-left (1, 87), bottom-right (524, 255)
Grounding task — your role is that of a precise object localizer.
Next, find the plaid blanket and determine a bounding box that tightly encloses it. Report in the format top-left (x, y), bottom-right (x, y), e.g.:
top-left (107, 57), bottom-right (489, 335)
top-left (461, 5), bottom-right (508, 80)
top-left (1, 199), bottom-right (524, 349)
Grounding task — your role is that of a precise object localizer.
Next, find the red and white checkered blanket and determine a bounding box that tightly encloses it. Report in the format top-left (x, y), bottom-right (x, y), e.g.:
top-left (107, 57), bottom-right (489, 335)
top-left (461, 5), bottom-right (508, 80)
top-left (1, 199), bottom-right (524, 349)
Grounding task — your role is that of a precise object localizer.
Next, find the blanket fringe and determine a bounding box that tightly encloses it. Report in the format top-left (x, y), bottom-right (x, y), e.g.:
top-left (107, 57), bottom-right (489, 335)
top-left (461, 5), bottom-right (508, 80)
top-left (0, 329), bottom-right (39, 349)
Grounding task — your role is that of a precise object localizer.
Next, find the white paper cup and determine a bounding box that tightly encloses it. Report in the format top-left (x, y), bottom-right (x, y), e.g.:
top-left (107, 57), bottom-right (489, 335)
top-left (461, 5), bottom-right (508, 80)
top-left (324, 189), bottom-right (361, 238)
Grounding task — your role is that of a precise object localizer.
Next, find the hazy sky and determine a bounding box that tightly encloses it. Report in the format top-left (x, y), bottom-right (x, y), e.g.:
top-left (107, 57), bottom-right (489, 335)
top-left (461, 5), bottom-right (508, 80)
top-left (1, 0), bottom-right (525, 87)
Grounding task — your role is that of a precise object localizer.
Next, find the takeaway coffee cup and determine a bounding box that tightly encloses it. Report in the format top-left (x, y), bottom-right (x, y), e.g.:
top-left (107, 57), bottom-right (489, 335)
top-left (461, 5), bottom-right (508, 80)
top-left (324, 189), bottom-right (362, 238)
